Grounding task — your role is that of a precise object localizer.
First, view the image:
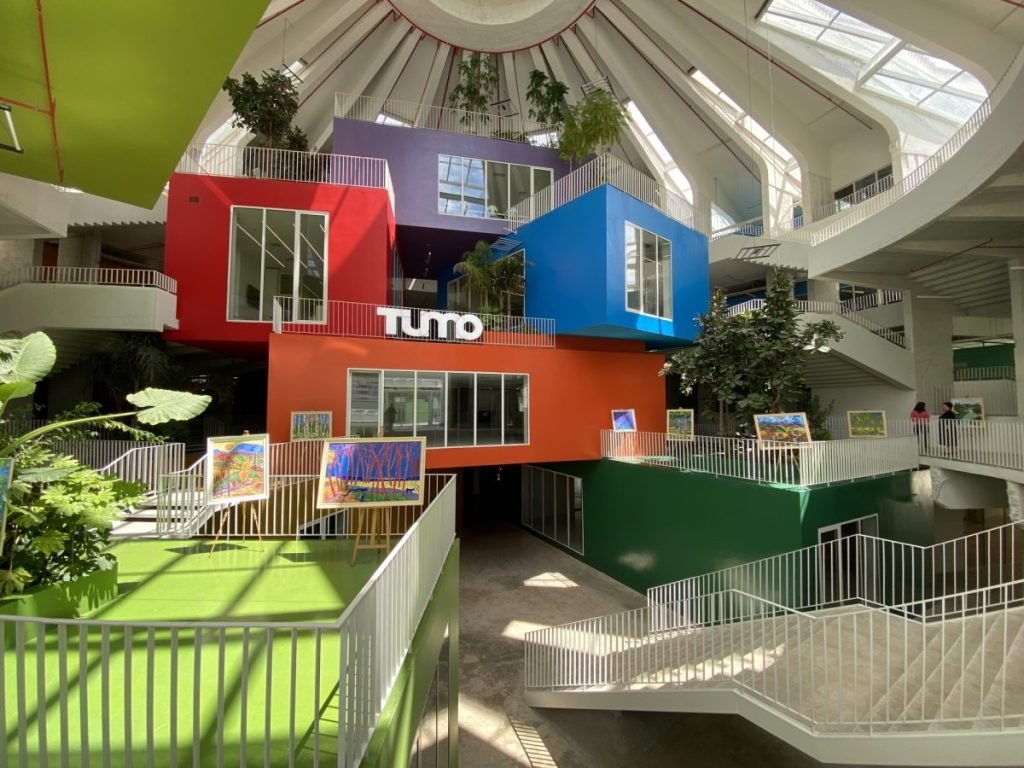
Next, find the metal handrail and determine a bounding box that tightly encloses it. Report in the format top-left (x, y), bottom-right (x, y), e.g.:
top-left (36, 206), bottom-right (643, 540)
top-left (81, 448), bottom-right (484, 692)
top-left (0, 266), bottom-right (177, 295)
top-left (728, 297), bottom-right (906, 347)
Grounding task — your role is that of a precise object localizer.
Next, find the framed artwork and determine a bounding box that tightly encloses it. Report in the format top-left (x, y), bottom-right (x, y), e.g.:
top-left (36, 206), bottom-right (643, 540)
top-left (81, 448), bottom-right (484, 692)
top-left (290, 410), bottom-right (332, 441)
top-left (666, 409), bottom-right (695, 441)
top-left (317, 436), bottom-right (427, 509)
top-left (0, 458), bottom-right (13, 523)
top-left (951, 397), bottom-right (985, 421)
top-left (847, 410), bottom-right (887, 438)
top-left (611, 409), bottom-right (637, 432)
top-left (753, 412), bottom-right (812, 444)
top-left (206, 434), bottom-right (270, 504)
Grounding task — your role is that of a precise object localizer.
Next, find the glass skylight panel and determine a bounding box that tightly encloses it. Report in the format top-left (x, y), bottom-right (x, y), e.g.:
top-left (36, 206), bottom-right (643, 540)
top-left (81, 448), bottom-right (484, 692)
top-left (818, 29), bottom-right (886, 58)
top-left (866, 75), bottom-right (934, 103)
top-left (624, 100), bottom-right (694, 201)
top-left (667, 169), bottom-right (693, 204)
top-left (948, 72), bottom-right (987, 99)
top-left (920, 92), bottom-right (979, 122)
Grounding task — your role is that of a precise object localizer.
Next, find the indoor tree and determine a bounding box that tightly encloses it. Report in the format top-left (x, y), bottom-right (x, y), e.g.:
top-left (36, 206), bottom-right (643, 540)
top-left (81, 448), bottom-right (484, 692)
top-left (222, 70), bottom-right (308, 150)
top-left (452, 240), bottom-right (526, 316)
top-left (661, 268), bottom-right (843, 434)
top-left (526, 69), bottom-right (569, 127)
top-left (448, 53), bottom-right (499, 127)
top-left (0, 332), bottom-right (211, 596)
top-left (558, 88), bottom-right (626, 167)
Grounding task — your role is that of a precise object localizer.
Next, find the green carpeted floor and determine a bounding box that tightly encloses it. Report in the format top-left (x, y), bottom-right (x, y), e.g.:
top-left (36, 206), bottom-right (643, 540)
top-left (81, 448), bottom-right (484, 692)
top-left (4, 539), bottom-right (385, 767)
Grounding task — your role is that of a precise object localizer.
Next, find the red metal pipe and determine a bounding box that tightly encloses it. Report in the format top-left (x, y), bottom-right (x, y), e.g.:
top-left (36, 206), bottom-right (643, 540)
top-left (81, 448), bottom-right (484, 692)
top-left (36, 0), bottom-right (63, 183)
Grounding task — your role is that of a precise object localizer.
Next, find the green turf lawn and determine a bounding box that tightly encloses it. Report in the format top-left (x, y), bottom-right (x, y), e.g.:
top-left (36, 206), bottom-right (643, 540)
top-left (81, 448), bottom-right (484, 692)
top-left (4, 539), bottom-right (384, 766)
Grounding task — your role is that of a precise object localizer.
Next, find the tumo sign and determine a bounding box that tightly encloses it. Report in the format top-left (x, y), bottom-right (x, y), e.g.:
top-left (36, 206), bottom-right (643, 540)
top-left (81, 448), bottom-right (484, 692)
top-left (376, 307), bottom-right (484, 341)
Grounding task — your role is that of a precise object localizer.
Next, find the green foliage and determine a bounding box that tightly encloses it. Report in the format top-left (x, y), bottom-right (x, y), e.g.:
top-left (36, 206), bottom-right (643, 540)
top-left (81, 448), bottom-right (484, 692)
top-left (448, 54), bottom-right (499, 119)
top-left (558, 88), bottom-right (625, 165)
top-left (526, 69), bottom-right (569, 126)
top-left (804, 395), bottom-right (835, 441)
top-left (222, 70), bottom-right (305, 150)
top-left (0, 332), bottom-right (212, 595)
top-left (662, 268), bottom-right (843, 432)
top-left (453, 241), bottom-right (527, 316)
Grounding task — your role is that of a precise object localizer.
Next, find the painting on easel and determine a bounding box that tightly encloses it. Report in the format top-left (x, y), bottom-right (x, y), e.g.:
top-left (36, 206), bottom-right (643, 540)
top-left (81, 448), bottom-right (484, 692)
top-left (206, 434), bottom-right (270, 503)
top-left (316, 436), bottom-right (426, 509)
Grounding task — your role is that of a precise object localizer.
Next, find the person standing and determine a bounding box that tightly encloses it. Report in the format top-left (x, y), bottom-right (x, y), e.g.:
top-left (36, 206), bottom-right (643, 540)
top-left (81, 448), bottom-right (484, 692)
top-left (910, 402), bottom-right (930, 451)
top-left (939, 400), bottom-right (958, 452)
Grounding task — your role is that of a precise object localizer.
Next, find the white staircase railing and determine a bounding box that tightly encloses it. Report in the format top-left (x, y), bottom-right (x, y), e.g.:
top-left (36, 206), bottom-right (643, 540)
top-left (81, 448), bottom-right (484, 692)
top-left (729, 298), bottom-right (906, 347)
top-left (0, 266), bottom-right (177, 294)
top-left (100, 442), bottom-right (186, 496)
top-left (50, 439), bottom-right (153, 470)
top-left (155, 454), bottom-right (212, 536)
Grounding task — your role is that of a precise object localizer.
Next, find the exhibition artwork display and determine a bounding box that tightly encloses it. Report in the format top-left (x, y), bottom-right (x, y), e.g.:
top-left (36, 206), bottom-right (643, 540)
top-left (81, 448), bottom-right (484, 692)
top-left (611, 409), bottom-right (637, 432)
top-left (290, 411), bottom-right (332, 441)
top-left (753, 412), bottom-right (812, 444)
top-left (951, 397), bottom-right (985, 421)
top-left (666, 408), bottom-right (695, 441)
top-left (847, 410), bottom-right (888, 438)
top-left (206, 434), bottom-right (270, 503)
top-left (317, 436), bottom-right (426, 508)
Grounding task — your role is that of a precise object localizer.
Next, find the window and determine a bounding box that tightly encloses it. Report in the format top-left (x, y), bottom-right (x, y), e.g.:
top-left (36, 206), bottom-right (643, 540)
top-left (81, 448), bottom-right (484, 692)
top-left (522, 466), bottom-right (583, 554)
top-left (348, 369), bottom-right (529, 447)
top-left (438, 154), bottom-right (552, 220)
top-left (228, 206), bottom-right (326, 322)
top-left (626, 223), bottom-right (672, 319)
top-left (833, 164), bottom-right (892, 207)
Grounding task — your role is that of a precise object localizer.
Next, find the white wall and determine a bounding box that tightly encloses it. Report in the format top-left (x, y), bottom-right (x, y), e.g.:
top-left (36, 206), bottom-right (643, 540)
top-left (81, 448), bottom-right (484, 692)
top-left (0, 239), bottom-right (40, 281)
top-left (0, 284), bottom-right (178, 333)
top-left (828, 131), bottom-right (894, 192)
top-left (813, 383), bottom-right (918, 423)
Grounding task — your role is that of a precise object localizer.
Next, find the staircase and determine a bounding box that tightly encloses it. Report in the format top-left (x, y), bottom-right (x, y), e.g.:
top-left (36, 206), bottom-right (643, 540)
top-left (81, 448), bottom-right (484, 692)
top-left (525, 525), bottom-right (1024, 765)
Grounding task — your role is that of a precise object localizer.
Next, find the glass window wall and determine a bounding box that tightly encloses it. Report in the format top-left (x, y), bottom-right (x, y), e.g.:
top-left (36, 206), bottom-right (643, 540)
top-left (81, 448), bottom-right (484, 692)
top-left (625, 223), bottom-right (672, 319)
top-left (521, 466), bottom-right (583, 554)
top-left (438, 154), bottom-right (553, 220)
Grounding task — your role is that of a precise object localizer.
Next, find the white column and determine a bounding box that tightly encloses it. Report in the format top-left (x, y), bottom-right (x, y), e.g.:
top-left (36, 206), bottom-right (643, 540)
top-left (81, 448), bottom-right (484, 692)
top-left (904, 293), bottom-right (954, 408)
top-left (1006, 481), bottom-right (1024, 526)
top-left (806, 279), bottom-right (840, 304)
top-left (1008, 258), bottom-right (1024, 415)
top-left (57, 233), bottom-right (101, 268)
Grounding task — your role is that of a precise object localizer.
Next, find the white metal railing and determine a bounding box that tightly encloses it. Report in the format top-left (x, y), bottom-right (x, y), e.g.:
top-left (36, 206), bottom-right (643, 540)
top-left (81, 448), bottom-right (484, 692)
top-left (838, 289), bottom-right (902, 313)
top-left (0, 266), bottom-right (177, 294)
top-left (526, 579), bottom-right (1024, 732)
top-left (272, 296), bottom-right (556, 349)
top-left (600, 430), bottom-right (919, 487)
top-left (955, 365), bottom-right (1015, 381)
top-left (155, 454), bottom-right (210, 536)
top-left (335, 91), bottom-right (557, 144)
top-left (507, 153), bottom-right (707, 234)
top-left (773, 47), bottom-right (1024, 245)
top-left (100, 442), bottom-right (186, 495)
top-left (711, 217), bottom-right (764, 240)
top-left (2, 472), bottom-right (457, 766)
top-left (50, 439), bottom-right (152, 471)
top-left (728, 297), bottom-right (907, 347)
top-left (813, 174), bottom-right (895, 221)
top-left (176, 143), bottom-right (395, 205)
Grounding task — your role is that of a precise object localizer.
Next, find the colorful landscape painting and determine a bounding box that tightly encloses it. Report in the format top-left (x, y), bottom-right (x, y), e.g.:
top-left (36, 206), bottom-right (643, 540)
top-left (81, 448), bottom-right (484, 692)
top-left (206, 434), bottom-right (269, 503)
top-left (847, 410), bottom-right (887, 438)
top-left (317, 436), bottom-right (426, 508)
top-left (0, 458), bottom-right (12, 522)
top-left (952, 397), bottom-right (985, 421)
top-left (611, 409), bottom-right (637, 432)
top-left (666, 409), bottom-right (695, 441)
top-left (290, 411), bottom-right (332, 441)
top-left (753, 412), bottom-right (812, 444)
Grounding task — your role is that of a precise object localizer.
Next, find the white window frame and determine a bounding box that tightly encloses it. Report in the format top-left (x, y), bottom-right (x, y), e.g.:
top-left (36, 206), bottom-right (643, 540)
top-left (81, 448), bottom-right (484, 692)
top-left (624, 220), bottom-right (673, 321)
top-left (226, 205), bottom-right (329, 324)
top-left (346, 368), bottom-right (530, 448)
top-left (436, 154), bottom-right (553, 221)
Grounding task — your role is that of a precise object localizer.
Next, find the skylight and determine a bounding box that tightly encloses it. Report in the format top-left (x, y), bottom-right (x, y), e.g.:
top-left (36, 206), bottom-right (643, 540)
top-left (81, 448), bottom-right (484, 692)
top-left (761, 0), bottom-right (987, 124)
top-left (624, 100), bottom-right (694, 203)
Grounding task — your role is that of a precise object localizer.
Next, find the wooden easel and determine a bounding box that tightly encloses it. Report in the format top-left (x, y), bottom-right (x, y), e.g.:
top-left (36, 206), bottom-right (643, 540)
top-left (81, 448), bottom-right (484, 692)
top-left (210, 500), bottom-right (264, 555)
top-left (350, 506), bottom-right (393, 564)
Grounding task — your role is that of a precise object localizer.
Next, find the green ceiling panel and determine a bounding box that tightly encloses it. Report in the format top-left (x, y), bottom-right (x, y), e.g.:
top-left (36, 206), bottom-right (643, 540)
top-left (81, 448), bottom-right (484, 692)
top-left (0, 0), bottom-right (270, 206)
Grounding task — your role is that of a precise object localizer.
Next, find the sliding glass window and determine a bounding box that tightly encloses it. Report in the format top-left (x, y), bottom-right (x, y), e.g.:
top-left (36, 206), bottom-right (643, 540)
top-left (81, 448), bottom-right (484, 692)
top-left (521, 466), bottom-right (583, 554)
top-left (348, 369), bottom-right (529, 447)
top-left (228, 206), bottom-right (327, 322)
top-left (625, 223), bottom-right (672, 319)
top-left (438, 154), bottom-right (552, 220)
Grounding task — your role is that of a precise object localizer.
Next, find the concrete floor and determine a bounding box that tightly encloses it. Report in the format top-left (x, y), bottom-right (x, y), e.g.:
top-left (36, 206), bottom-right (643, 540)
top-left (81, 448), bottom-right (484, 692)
top-left (456, 522), bottom-right (829, 768)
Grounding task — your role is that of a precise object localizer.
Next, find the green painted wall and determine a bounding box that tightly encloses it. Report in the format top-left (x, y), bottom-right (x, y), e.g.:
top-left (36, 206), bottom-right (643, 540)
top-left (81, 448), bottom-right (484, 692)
top-left (0, 566), bottom-right (118, 619)
top-left (536, 461), bottom-right (914, 593)
top-left (363, 541), bottom-right (459, 768)
top-left (954, 344), bottom-right (1014, 369)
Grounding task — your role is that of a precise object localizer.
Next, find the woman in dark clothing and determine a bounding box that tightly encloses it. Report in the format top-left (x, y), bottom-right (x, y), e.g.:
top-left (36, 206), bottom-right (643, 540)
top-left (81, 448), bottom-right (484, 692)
top-left (910, 401), bottom-right (929, 451)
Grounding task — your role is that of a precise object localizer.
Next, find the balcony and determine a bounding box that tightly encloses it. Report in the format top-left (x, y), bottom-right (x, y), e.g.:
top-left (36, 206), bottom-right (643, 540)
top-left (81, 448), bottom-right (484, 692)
top-left (175, 142), bottom-right (395, 210)
top-left (272, 297), bottom-right (556, 349)
top-left (601, 429), bottom-right (920, 487)
top-left (0, 266), bottom-right (178, 333)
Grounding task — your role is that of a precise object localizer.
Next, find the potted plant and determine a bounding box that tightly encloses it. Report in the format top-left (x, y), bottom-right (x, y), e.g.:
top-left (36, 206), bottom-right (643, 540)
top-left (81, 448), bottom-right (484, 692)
top-left (558, 88), bottom-right (626, 167)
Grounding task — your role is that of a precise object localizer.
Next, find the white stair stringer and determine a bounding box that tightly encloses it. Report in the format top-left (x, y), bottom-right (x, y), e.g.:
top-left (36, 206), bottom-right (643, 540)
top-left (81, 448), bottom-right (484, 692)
top-left (801, 311), bottom-right (914, 390)
top-left (525, 602), bottom-right (1024, 766)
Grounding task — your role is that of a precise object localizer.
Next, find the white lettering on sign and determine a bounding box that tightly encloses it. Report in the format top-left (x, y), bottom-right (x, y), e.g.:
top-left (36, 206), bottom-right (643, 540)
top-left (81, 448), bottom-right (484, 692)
top-left (376, 307), bottom-right (484, 341)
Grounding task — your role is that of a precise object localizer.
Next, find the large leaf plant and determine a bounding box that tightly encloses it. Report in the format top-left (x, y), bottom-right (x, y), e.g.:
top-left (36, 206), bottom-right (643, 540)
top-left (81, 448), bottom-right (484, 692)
top-left (0, 332), bottom-right (211, 596)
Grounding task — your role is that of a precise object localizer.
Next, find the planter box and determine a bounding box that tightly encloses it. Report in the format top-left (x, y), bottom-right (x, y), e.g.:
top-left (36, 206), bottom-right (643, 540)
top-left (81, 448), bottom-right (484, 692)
top-left (0, 565), bottom-right (119, 620)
